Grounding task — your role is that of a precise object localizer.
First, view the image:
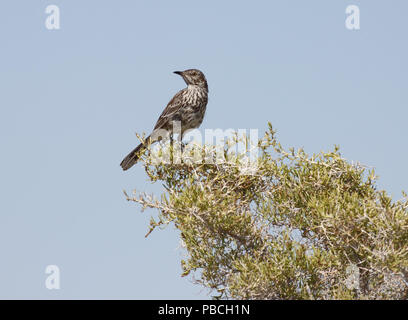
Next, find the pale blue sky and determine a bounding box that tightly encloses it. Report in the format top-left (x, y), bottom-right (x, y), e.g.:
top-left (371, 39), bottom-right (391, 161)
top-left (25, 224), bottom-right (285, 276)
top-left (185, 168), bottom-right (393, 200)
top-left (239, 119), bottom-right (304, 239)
top-left (0, 1), bottom-right (407, 299)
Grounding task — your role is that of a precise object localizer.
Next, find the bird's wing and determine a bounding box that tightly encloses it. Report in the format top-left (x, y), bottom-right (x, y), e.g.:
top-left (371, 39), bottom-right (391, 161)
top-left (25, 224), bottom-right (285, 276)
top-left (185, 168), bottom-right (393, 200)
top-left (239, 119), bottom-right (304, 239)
top-left (153, 88), bottom-right (186, 130)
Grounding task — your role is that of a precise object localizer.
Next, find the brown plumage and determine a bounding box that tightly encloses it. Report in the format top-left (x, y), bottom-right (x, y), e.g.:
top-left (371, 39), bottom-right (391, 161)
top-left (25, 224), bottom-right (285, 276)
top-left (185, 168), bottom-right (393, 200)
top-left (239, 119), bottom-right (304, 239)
top-left (120, 69), bottom-right (209, 170)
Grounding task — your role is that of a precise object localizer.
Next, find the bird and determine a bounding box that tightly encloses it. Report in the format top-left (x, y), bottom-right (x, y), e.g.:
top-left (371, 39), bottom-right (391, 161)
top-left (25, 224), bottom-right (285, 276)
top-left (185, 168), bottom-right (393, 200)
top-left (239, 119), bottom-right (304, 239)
top-left (120, 69), bottom-right (209, 171)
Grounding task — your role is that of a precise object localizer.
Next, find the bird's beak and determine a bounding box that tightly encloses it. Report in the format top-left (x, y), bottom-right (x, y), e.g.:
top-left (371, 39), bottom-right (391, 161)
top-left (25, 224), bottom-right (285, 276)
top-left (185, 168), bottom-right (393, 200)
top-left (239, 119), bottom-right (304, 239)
top-left (173, 71), bottom-right (183, 76)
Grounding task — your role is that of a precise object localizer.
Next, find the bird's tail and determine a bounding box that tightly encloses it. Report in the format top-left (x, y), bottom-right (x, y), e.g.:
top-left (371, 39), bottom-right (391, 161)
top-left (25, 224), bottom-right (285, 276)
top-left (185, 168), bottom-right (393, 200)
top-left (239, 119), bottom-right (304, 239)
top-left (120, 135), bottom-right (150, 171)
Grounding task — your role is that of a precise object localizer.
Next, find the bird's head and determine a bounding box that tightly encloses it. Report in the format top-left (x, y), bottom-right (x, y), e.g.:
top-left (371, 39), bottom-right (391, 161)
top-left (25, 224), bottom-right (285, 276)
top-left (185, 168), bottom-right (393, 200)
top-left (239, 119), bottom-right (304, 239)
top-left (174, 69), bottom-right (208, 90)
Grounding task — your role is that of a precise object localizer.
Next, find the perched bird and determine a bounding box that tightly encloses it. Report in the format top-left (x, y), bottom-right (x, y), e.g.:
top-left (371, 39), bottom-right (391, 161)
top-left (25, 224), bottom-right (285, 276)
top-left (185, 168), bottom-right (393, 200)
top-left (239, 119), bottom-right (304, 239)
top-left (120, 69), bottom-right (209, 170)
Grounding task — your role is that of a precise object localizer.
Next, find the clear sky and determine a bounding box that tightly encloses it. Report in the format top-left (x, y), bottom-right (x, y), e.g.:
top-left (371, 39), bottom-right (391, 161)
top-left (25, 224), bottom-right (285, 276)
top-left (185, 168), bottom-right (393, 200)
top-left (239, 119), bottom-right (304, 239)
top-left (0, 0), bottom-right (407, 299)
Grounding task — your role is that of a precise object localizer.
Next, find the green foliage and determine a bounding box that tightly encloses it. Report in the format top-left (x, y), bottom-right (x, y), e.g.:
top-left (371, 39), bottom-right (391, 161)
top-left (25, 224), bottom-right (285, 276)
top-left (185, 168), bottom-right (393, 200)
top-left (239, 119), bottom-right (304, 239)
top-left (125, 123), bottom-right (408, 299)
